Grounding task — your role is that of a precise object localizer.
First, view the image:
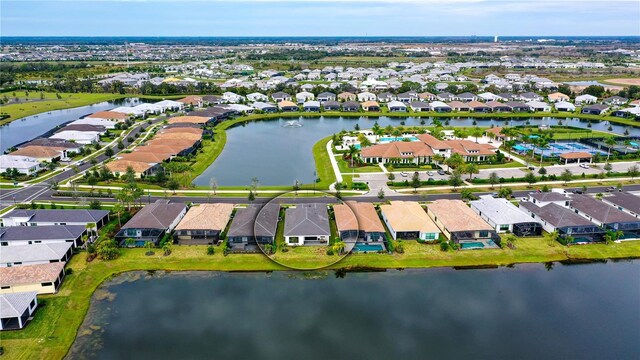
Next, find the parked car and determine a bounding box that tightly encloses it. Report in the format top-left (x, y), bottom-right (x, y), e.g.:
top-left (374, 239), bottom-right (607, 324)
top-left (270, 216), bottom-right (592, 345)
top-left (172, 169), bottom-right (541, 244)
top-left (437, 169), bottom-right (446, 175)
top-left (427, 171), bottom-right (434, 176)
top-left (606, 186), bottom-right (622, 192)
top-left (579, 163), bottom-right (590, 169)
top-left (573, 189), bottom-right (584, 194)
top-left (400, 172), bottom-right (408, 177)
top-left (77, 160), bottom-right (85, 166)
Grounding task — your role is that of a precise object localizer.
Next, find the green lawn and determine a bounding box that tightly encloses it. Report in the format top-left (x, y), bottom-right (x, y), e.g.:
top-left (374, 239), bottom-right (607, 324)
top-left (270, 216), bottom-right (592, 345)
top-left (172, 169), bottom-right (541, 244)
top-left (477, 161), bottom-right (524, 170)
top-left (2, 237), bottom-right (639, 360)
top-left (0, 92), bottom-right (126, 124)
top-left (337, 157), bottom-right (382, 173)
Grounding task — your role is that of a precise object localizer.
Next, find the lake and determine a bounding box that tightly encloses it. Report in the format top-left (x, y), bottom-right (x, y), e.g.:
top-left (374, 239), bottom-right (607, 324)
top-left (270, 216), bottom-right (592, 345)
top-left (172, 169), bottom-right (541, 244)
top-left (194, 116), bottom-right (638, 186)
top-left (67, 261), bottom-right (640, 360)
top-left (0, 98), bottom-right (143, 153)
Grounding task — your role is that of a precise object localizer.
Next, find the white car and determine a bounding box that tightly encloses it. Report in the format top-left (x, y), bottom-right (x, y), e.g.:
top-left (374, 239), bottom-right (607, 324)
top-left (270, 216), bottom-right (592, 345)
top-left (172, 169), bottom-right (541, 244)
top-left (427, 171), bottom-right (435, 176)
top-left (579, 163), bottom-right (590, 169)
top-left (400, 172), bottom-right (408, 177)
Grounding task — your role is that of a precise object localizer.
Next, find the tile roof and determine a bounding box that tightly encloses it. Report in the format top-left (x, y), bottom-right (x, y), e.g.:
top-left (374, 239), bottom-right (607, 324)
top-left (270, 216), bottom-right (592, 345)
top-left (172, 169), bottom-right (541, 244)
top-left (0, 292), bottom-right (37, 318)
top-left (10, 146), bottom-right (64, 159)
top-left (175, 203), bottom-right (234, 231)
top-left (167, 116), bottom-right (211, 124)
top-left (87, 111), bottom-right (127, 120)
top-left (334, 201), bottom-right (385, 233)
top-left (559, 152), bottom-right (593, 159)
top-left (105, 160), bottom-right (155, 174)
top-left (119, 151), bottom-right (171, 163)
top-left (0, 262), bottom-right (65, 286)
top-left (427, 199), bottom-right (493, 232)
top-left (284, 204), bottom-right (330, 237)
top-left (380, 201), bottom-right (440, 233)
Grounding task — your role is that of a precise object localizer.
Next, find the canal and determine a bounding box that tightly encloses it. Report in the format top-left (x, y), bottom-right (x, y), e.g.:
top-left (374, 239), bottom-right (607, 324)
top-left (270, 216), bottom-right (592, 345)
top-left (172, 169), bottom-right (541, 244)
top-left (67, 260), bottom-right (640, 360)
top-left (0, 98), bottom-right (143, 153)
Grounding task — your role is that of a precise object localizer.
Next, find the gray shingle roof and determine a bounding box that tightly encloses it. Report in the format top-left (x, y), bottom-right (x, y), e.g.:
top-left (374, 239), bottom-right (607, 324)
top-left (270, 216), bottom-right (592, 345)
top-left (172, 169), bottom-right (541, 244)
top-left (227, 204), bottom-right (279, 238)
top-left (529, 192), bottom-right (570, 202)
top-left (0, 225), bottom-right (85, 241)
top-left (1, 209), bottom-right (109, 224)
top-left (603, 192), bottom-right (640, 214)
top-left (519, 202), bottom-right (593, 228)
top-left (122, 200), bottom-right (186, 230)
top-left (570, 194), bottom-right (639, 224)
top-left (0, 292), bottom-right (37, 318)
top-left (284, 204), bottom-right (330, 237)
top-left (0, 242), bottom-right (72, 264)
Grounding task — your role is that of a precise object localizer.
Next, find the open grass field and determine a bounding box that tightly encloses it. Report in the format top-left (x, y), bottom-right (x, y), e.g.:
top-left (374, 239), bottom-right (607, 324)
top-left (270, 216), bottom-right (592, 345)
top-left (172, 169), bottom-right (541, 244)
top-left (603, 78), bottom-right (640, 86)
top-left (0, 91), bottom-right (126, 124)
top-left (2, 237), bottom-right (639, 360)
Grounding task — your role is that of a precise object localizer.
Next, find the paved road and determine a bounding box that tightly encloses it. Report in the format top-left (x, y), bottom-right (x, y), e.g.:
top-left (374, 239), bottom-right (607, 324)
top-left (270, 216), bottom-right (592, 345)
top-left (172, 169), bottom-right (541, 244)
top-left (28, 184), bottom-right (640, 208)
top-left (0, 116), bottom-right (166, 209)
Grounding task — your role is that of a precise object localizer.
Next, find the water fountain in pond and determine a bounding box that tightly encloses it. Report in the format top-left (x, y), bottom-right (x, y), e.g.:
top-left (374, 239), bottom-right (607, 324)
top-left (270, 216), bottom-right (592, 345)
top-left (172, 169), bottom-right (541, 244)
top-left (283, 120), bottom-right (303, 127)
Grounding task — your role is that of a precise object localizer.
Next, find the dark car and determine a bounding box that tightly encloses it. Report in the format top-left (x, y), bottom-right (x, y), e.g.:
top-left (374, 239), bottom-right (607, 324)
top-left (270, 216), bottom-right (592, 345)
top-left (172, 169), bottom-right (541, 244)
top-left (573, 189), bottom-right (584, 194)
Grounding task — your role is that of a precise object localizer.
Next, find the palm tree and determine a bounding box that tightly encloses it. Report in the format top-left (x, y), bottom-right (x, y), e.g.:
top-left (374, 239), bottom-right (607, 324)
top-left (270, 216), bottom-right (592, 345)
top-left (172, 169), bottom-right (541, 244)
top-left (605, 137), bottom-right (616, 163)
top-left (347, 145), bottom-right (360, 168)
top-left (462, 163), bottom-right (479, 180)
top-left (470, 127), bottom-right (483, 143)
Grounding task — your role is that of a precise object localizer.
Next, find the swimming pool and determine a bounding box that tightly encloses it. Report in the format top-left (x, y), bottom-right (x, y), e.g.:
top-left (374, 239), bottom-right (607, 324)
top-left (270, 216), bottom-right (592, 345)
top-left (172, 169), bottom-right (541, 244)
top-left (630, 141), bottom-right (639, 148)
top-left (460, 242), bottom-right (485, 250)
top-left (379, 136), bottom-right (419, 143)
top-left (353, 243), bottom-right (385, 253)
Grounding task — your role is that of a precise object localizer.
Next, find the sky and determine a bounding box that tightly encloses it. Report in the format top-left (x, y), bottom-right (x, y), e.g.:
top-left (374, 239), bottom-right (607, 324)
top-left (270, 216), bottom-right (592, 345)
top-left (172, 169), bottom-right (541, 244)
top-left (1, 0), bottom-right (639, 37)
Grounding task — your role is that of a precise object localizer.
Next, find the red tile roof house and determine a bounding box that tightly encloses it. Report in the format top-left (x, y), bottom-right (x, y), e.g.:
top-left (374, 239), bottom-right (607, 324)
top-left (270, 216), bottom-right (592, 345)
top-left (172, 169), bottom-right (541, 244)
top-left (360, 134), bottom-right (496, 165)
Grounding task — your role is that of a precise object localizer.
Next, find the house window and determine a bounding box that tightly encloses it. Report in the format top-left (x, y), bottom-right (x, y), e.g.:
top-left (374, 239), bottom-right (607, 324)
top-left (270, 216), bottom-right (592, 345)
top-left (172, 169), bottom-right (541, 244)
top-left (479, 231), bottom-right (489, 238)
top-left (41, 282), bottom-right (53, 287)
top-left (1, 242), bottom-right (7, 246)
top-left (1, 286), bottom-right (10, 290)
top-left (424, 233), bottom-right (436, 240)
top-left (499, 224), bottom-right (509, 231)
top-left (30, 299), bottom-right (36, 308)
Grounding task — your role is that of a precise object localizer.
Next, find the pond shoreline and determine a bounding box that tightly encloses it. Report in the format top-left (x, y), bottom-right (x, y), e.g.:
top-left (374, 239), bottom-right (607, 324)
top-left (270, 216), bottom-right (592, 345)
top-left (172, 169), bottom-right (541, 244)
top-left (2, 240), bottom-right (639, 360)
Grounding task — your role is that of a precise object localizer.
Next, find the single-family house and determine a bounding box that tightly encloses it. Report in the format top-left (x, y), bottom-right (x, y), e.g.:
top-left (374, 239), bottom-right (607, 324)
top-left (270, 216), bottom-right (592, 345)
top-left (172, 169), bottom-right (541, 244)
top-left (379, 201), bottom-right (440, 241)
top-left (601, 192), bottom-right (640, 218)
top-left (426, 199), bottom-right (501, 248)
top-left (0, 292), bottom-right (38, 330)
top-left (548, 92), bottom-right (570, 103)
top-left (361, 101), bottom-right (380, 112)
top-left (486, 101), bottom-right (512, 113)
top-left (0, 262), bottom-right (66, 295)
top-left (519, 201), bottom-right (604, 243)
top-left (296, 91), bottom-right (315, 104)
top-left (575, 94), bottom-right (598, 105)
top-left (478, 92), bottom-right (502, 102)
top-left (247, 92), bottom-right (268, 102)
top-left (387, 100), bottom-right (407, 112)
top-left (173, 204), bottom-right (234, 245)
top-left (115, 200), bottom-right (187, 246)
top-left (0, 209), bottom-right (109, 228)
top-left (1, 242), bottom-right (73, 267)
top-left (505, 101), bottom-right (531, 112)
top-left (357, 92), bottom-right (377, 102)
top-left (470, 195), bottom-right (542, 236)
top-left (603, 96), bottom-right (628, 106)
top-left (9, 146), bottom-right (64, 163)
top-left (429, 101), bottom-right (452, 113)
top-left (227, 204), bottom-right (279, 250)
top-left (377, 92), bottom-right (395, 103)
top-left (418, 92), bottom-right (436, 101)
top-left (271, 91), bottom-right (292, 103)
top-left (581, 104), bottom-right (609, 115)
top-left (86, 110), bottom-right (128, 122)
top-left (278, 100), bottom-right (299, 112)
top-left (555, 101), bottom-right (576, 112)
top-left (317, 92), bottom-right (336, 103)
top-left (322, 101), bottom-right (341, 111)
top-left (457, 92), bottom-right (478, 102)
top-left (333, 201), bottom-right (386, 245)
top-left (468, 100), bottom-right (491, 113)
top-left (0, 155), bottom-right (42, 176)
top-left (252, 102), bottom-right (278, 113)
top-left (436, 92), bottom-right (456, 102)
top-left (342, 101), bottom-right (360, 112)
top-left (303, 101), bottom-right (321, 112)
top-left (397, 91), bottom-right (418, 103)
top-left (49, 130), bottom-right (100, 145)
top-left (526, 101), bottom-right (551, 112)
top-left (409, 101), bottom-right (430, 112)
top-left (447, 101), bottom-right (470, 112)
top-left (520, 92), bottom-right (543, 102)
top-left (338, 92), bottom-right (356, 102)
top-left (569, 194), bottom-right (640, 240)
top-left (0, 225), bottom-right (86, 248)
top-left (284, 204), bottom-right (330, 246)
